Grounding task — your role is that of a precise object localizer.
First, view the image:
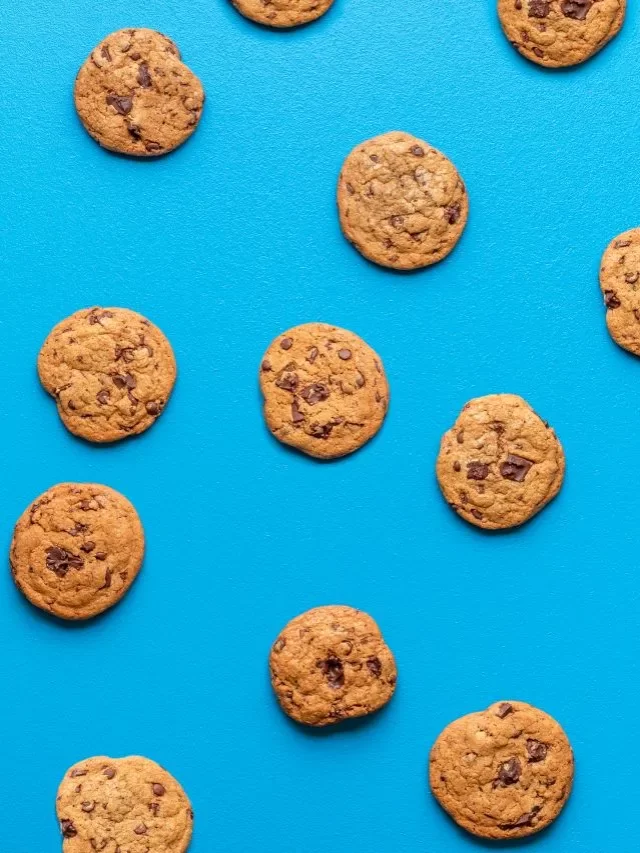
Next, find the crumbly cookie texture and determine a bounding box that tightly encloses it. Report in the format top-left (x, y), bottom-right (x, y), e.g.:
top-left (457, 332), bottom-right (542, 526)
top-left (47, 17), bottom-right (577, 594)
top-left (436, 394), bottom-right (564, 530)
top-left (430, 701), bottom-right (574, 840)
top-left (337, 131), bottom-right (468, 270)
top-left (498, 0), bottom-right (625, 68)
top-left (10, 483), bottom-right (144, 620)
top-left (57, 755), bottom-right (193, 852)
top-left (270, 605), bottom-right (397, 726)
top-left (599, 227), bottom-right (640, 356)
top-left (259, 323), bottom-right (389, 459)
top-left (231, 0), bottom-right (334, 27)
top-left (38, 307), bottom-right (177, 443)
top-left (74, 28), bottom-right (204, 156)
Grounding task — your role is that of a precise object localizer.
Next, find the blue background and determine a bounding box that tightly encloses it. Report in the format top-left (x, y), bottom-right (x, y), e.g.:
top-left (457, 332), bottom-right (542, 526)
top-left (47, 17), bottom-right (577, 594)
top-left (0, 1), bottom-right (637, 850)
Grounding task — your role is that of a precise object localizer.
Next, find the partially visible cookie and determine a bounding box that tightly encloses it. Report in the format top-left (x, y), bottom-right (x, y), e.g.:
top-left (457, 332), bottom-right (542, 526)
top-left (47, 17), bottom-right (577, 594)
top-left (259, 323), bottom-right (389, 459)
top-left (337, 131), bottom-right (468, 270)
top-left (38, 307), bottom-right (177, 443)
top-left (599, 227), bottom-right (640, 356)
top-left (74, 28), bottom-right (204, 156)
top-left (231, 0), bottom-right (334, 27)
top-left (57, 755), bottom-right (193, 852)
top-left (270, 605), bottom-right (397, 726)
top-left (429, 701), bottom-right (574, 839)
top-left (436, 394), bottom-right (564, 530)
top-left (498, 0), bottom-right (625, 68)
top-left (10, 483), bottom-right (144, 620)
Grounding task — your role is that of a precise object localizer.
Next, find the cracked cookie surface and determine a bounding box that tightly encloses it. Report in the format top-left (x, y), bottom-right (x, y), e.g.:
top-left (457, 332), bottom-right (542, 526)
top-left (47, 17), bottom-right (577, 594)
top-left (436, 394), bottom-right (564, 530)
top-left (429, 701), bottom-right (574, 839)
top-left (259, 322), bottom-right (389, 459)
top-left (38, 306), bottom-right (177, 443)
top-left (337, 131), bottom-right (468, 270)
top-left (599, 227), bottom-right (640, 356)
top-left (498, 0), bottom-right (625, 68)
top-left (74, 28), bottom-right (204, 156)
top-left (270, 605), bottom-right (397, 726)
top-left (231, 0), bottom-right (334, 27)
top-left (11, 483), bottom-right (144, 620)
top-left (57, 755), bottom-right (193, 852)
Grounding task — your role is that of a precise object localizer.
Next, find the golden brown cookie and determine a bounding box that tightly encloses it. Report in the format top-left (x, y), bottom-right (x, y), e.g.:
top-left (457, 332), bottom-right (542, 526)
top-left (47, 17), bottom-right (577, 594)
top-left (38, 307), bottom-right (177, 443)
top-left (436, 394), bottom-right (564, 530)
top-left (57, 755), bottom-right (193, 852)
top-left (231, 0), bottom-right (334, 27)
top-left (599, 227), bottom-right (640, 356)
top-left (270, 605), bottom-right (397, 726)
top-left (10, 483), bottom-right (144, 620)
top-left (429, 701), bottom-right (574, 839)
top-left (74, 28), bottom-right (204, 156)
top-left (337, 131), bottom-right (468, 271)
top-left (259, 323), bottom-right (389, 459)
top-left (497, 0), bottom-right (625, 68)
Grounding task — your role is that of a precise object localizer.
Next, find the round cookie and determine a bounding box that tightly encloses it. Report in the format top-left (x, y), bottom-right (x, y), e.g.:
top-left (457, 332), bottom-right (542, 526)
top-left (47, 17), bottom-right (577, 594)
top-left (270, 605), bottom-right (397, 727)
top-left (10, 483), bottom-right (144, 620)
top-left (57, 755), bottom-right (193, 852)
top-left (38, 306), bottom-right (177, 443)
top-left (231, 0), bottom-right (334, 27)
top-left (259, 323), bottom-right (389, 459)
top-left (497, 0), bottom-right (625, 68)
top-left (74, 28), bottom-right (204, 156)
top-left (337, 131), bottom-right (468, 271)
top-left (429, 701), bottom-right (574, 839)
top-left (599, 228), bottom-right (640, 356)
top-left (436, 394), bottom-right (564, 530)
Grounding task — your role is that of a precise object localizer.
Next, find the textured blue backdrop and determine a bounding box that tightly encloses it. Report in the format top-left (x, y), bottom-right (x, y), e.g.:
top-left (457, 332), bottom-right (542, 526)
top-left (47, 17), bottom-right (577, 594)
top-left (0, 1), bottom-right (638, 850)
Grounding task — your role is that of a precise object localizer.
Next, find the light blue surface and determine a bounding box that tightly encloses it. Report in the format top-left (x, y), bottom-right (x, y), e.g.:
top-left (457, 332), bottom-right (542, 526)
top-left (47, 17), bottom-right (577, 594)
top-left (0, 1), bottom-right (638, 850)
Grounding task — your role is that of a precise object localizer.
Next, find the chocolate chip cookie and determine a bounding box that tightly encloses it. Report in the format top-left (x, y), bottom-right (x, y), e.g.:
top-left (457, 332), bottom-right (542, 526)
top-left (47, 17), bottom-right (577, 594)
top-left (436, 394), bottom-right (564, 530)
top-left (38, 307), bottom-right (177, 443)
top-left (74, 28), bottom-right (204, 156)
top-left (270, 605), bottom-right (397, 726)
top-left (57, 755), bottom-right (193, 852)
top-left (430, 701), bottom-right (574, 839)
top-left (599, 228), bottom-right (640, 356)
top-left (231, 0), bottom-right (334, 27)
top-left (10, 483), bottom-right (144, 620)
top-left (259, 323), bottom-right (389, 459)
top-left (337, 131), bottom-right (468, 270)
top-left (498, 0), bottom-right (625, 68)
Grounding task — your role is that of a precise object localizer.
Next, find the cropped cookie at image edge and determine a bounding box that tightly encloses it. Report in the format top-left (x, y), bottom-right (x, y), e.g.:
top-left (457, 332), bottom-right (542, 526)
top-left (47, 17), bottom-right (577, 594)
top-left (429, 701), bottom-right (574, 839)
top-left (337, 131), bottom-right (468, 270)
top-left (436, 394), bottom-right (565, 530)
top-left (260, 322), bottom-right (389, 459)
top-left (57, 755), bottom-right (193, 852)
top-left (231, 0), bottom-right (335, 28)
top-left (599, 227), bottom-right (640, 356)
top-left (497, 0), bottom-right (626, 68)
top-left (74, 28), bottom-right (204, 156)
top-left (10, 483), bottom-right (144, 620)
top-left (38, 306), bottom-right (177, 443)
top-left (270, 605), bottom-right (397, 726)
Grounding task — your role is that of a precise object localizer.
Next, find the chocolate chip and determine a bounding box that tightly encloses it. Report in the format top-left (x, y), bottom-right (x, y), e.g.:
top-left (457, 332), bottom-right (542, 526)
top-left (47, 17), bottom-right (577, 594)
top-left (456, 431), bottom-right (464, 444)
top-left (145, 141), bottom-right (163, 153)
top-left (134, 824), bottom-right (147, 835)
top-left (291, 400), bottom-right (305, 424)
top-left (96, 389), bottom-right (110, 405)
top-left (276, 373), bottom-right (298, 392)
top-left (500, 806), bottom-right (540, 830)
top-left (127, 121), bottom-right (142, 140)
top-left (70, 768), bottom-right (87, 777)
top-left (346, 182), bottom-right (355, 195)
top-left (496, 702), bottom-right (513, 718)
top-left (101, 45), bottom-right (112, 62)
top-left (500, 454), bottom-right (533, 482)
top-left (103, 767), bottom-right (116, 779)
top-left (273, 638), bottom-right (286, 653)
top-left (445, 204), bottom-right (461, 225)
top-left (467, 461), bottom-right (489, 480)
top-left (338, 348), bottom-right (352, 360)
top-left (106, 93), bottom-right (133, 115)
top-left (88, 309), bottom-right (113, 325)
top-left (280, 337), bottom-right (293, 350)
top-left (299, 383), bottom-right (330, 405)
top-left (95, 552), bottom-right (107, 561)
top-left (526, 739), bottom-right (548, 762)
top-left (496, 757), bottom-right (522, 786)
top-left (113, 372), bottom-right (136, 390)
top-left (317, 656), bottom-right (344, 688)
top-left (115, 346), bottom-right (135, 362)
top-left (453, 461), bottom-right (461, 472)
top-left (99, 569), bottom-right (112, 590)
top-left (615, 239), bottom-right (632, 248)
top-left (61, 819), bottom-right (77, 838)
top-left (532, 46), bottom-right (544, 58)
top-left (152, 783), bottom-right (165, 796)
top-left (604, 289), bottom-right (621, 308)
top-left (81, 801), bottom-right (95, 813)
top-left (310, 422), bottom-right (334, 439)
top-left (515, 0), bottom-right (522, 7)
top-left (149, 802), bottom-right (160, 816)
top-left (355, 371), bottom-right (366, 388)
top-left (45, 546), bottom-right (83, 578)
top-left (145, 401), bottom-right (160, 415)
top-left (306, 347), bottom-right (318, 363)
top-left (80, 541), bottom-right (96, 553)
top-left (528, 0), bottom-right (550, 16)
top-left (560, 0), bottom-right (592, 19)
top-left (261, 359), bottom-right (272, 371)
top-left (625, 272), bottom-right (639, 285)
top-left (410, 145), bottom-right (424, 156)
top-left (470, 508), bottom-right (483, 520)
top-left (137, 62), bottom-right (152, 87)
top-left (366, 656), bottom-right (382, 677)
top-left (370, 154), bottom-right (380, 163)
